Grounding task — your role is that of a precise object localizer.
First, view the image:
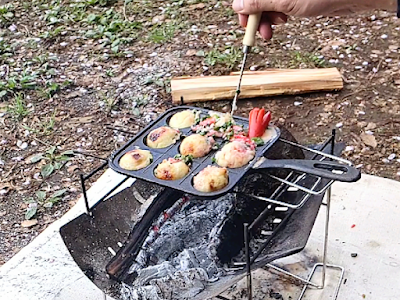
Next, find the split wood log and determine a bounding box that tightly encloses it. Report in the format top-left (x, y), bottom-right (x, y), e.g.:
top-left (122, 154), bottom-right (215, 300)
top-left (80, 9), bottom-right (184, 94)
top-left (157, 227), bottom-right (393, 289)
top-left (171, 68), bottom-right (343, 104)
top-left (106, 188), bottom-right (184, 281)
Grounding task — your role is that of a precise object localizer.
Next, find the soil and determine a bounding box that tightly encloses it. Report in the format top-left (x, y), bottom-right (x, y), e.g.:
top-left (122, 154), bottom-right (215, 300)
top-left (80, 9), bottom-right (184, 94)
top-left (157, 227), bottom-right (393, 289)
top-left (1, 0), bottom-right (400, 266)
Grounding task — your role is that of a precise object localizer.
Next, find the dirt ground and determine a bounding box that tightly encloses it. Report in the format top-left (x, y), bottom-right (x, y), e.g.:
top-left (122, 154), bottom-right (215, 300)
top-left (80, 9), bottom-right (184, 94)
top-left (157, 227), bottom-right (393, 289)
top-left (1, 0), bottom-right (400, 265)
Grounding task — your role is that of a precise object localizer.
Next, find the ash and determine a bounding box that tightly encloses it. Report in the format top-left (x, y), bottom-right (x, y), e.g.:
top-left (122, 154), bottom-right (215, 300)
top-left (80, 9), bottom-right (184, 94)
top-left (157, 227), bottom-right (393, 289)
top-left (119, 173), bottom-right (284, 300)
top-left (121, 194), bottom-right (236, 300)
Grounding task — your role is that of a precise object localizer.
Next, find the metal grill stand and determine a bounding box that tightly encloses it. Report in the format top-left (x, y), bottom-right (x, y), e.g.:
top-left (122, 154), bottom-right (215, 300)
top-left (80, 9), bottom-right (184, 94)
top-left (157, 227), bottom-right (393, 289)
top-left (71, 128), bottom-right (352, 300)
top-left (239, 129), bottom-right (346, 300)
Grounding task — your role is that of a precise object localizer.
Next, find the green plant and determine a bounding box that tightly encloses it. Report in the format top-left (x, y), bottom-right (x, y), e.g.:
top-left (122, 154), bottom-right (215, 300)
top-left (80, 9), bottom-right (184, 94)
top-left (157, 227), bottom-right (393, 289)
top-left (30, 146), bottom-right (74, 178)
top-left (131, 95), bottom-right (149, 116)
top-left (204, 46), bottom-right (242, 69)
top-left (289, 51), bottom-right (326, 68)
top-left (25, 188), bottom-right (68, 219)
top-left (39, 26), bottom-right (64, 41)
top-left (147, 22), bottom-right (176, 43)
top-left (105, 69), bottom-right (115, 77)
top-left (86, 0), bottom-right (114, 6)
top-left (0, 39), bottom-right (13, 62)
top-left (0, 4), bottom-right (14, 27)
top-left (22, 111), bottom-right (56, 136)
top-left (7, 93), bottom-right (30, 119)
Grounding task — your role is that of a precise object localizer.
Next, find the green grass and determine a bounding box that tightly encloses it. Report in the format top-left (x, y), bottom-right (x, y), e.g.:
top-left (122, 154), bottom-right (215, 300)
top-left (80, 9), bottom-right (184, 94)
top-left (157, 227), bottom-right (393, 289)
top-left (22, 112), bottom-right (56, 136)
top-left (147, 22), bottom-right (177, 43)
top-left (7, 93), bottom-right (30, 120)
top-left (0, 4), bottom-right (14, 28)
top-left (204, 46), bottom-right (243, 69)
top-left (289, 51), bottom-right (327, 68)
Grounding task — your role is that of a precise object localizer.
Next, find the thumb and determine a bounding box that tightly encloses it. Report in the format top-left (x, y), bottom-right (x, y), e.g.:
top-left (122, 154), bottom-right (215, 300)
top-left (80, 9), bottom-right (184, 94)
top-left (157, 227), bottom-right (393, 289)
top-left (232, 0), bottom-right (279, 14)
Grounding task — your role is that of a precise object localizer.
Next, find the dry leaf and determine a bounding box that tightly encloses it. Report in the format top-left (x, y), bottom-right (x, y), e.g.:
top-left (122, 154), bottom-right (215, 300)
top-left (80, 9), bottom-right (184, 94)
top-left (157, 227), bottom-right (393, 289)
top-left (21, 219), bottom-right (38, 228)
top-left (360, 133), bottom-right (377, 148)
top-left (185, 49), bottom-right (197, 57)
top-left (188, 3), bottom-right (206, 10)
top-left (67, 165), bottom-right (79, 173)
top-left (366, 122), bottom-right (377, 130)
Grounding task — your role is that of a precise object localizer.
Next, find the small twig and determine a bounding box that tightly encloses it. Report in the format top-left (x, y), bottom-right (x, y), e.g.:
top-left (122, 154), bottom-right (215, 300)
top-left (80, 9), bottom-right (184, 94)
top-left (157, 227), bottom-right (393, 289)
top-left (123, 0), bottom-right (128, 21)
top-left (106, 125), bottom-right (137, 135)
top-left (73, 150), bottom-right (108, 161)
top-left (4, 163), bottom-right (17, 179)
top-left (33, 136), bottom-right (51, 147)
top-left (367, 58), bottom-right (384, 81)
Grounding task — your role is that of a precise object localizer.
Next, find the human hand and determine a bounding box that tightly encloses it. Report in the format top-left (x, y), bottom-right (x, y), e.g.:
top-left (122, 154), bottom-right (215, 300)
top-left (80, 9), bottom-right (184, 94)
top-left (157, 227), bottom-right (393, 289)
top-left (232, 0), bottom-right (397, 39)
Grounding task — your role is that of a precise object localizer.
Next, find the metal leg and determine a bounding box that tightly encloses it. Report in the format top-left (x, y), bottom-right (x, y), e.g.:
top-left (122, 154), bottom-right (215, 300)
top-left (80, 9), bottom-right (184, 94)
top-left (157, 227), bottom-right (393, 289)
top-left (297, 263), bottom-right (345, 300)
top-left (262, 130), bottom-right (345, 300)
top-left (244, 223), bottom-right (252, 300)
top-left (80, 173), bottom-right (92, 217)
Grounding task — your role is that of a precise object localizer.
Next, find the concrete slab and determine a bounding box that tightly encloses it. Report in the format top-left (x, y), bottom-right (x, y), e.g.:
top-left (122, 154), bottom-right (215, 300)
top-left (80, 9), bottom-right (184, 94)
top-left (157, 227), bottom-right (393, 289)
top-left (0, 172), bottom-right (399, 300)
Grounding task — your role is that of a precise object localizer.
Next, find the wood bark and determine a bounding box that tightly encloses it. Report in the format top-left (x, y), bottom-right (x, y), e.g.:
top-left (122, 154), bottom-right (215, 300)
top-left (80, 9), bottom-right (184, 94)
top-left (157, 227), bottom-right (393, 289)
top-left (171, 68), bottom-right (343, 104)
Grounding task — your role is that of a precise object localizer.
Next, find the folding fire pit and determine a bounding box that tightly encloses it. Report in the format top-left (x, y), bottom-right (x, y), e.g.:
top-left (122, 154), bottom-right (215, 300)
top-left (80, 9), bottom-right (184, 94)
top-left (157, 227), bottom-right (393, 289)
top-left (60, 106), bottom-right (360, 300)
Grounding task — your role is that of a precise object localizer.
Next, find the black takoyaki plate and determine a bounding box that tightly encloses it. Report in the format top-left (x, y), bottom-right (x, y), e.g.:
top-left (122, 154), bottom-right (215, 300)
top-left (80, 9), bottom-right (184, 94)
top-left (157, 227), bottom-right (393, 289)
top-left (109, 106), bottom-right (281, 197)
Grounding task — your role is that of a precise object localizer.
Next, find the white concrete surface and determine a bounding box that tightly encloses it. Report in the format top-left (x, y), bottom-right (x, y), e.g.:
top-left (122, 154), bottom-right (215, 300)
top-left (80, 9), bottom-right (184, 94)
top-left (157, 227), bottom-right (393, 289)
top-left (0, 172), bottom-right (399, 300)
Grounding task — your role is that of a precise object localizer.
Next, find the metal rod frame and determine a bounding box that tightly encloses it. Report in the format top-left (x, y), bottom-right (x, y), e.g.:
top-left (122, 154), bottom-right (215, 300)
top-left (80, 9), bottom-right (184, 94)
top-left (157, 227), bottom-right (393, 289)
top-left (238, 129), bottom-right (345, 300)
top-left (77, 124), bottom-right (346, 299)
top-left (76, 151), bottom-right (127, 217)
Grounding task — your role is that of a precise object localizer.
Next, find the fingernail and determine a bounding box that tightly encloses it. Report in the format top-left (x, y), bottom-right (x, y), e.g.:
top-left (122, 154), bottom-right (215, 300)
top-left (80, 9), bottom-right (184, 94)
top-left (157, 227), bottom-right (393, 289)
top-left (233, 0), bottom-right (244, 11)
top-left (240, 0), bottom-right (244, 10)
top-left (275, 17), bottom-right (286, 24)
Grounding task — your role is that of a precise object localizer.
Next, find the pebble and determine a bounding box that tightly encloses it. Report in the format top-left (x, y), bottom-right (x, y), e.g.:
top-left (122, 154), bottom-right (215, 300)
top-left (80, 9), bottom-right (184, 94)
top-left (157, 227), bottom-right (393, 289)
top-left (11, 156), bottom-right (23, 161)
top-left (16, 141), bottom-right (28, 150)
top-left (8, 24), bottom-right (17, 32)
top-left (345, 146), bottom-right (354, 152)
top-left (249, 65), bottom-right (258, 71)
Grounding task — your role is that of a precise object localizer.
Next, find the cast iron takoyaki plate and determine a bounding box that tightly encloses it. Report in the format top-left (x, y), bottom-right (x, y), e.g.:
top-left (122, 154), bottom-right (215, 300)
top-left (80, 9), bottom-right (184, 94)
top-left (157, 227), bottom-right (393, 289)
top-left (109, 106), bottom-right (280, 197)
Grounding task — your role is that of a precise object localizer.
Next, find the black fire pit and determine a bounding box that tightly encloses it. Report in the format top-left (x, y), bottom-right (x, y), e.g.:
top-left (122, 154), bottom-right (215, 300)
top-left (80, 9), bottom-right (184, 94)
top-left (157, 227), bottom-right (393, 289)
top-left (60, 122), bottom-right (356, 300)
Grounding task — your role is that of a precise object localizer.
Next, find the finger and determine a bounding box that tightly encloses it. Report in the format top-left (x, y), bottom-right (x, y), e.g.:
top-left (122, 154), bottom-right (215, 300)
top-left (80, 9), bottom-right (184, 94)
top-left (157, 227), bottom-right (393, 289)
top-left (233, 0), bottom-right (278, 15)
top-left (263, 11), bottom-right (287, 25)
top-left (238, 13), bottom-right (248, 27)
top-left (258, 18), bottom-right (273, 40)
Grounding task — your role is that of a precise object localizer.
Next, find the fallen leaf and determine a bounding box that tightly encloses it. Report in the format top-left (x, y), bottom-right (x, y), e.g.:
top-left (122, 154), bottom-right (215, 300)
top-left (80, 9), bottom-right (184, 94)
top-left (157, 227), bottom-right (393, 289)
top-left (360, 133), bottom-right (377, 148)
top-left (185, 49), bottom-right (197, 56)
top-left (67, 165), bottom-right (79, 173)
top-left (21, 219), bottom-right (38, 228)
top-left (366, 122), bottom-right (377, 130)
top-left (152, 15), bottom-right (165, 24)
top-left (188, 3), bottom-right (206, 10)
top-left (65, 91), bottom-right (82, 99)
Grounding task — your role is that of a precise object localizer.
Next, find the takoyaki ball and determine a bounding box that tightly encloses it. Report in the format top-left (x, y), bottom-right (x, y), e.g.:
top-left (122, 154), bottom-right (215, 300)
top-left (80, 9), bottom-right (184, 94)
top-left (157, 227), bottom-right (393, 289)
top-left (261, 126), bottom-right (278, 143)
top-left (119, 149), bottom-right (152, 171)
top-left (169, 110), bottom-right (196, 129)
top-left (193, 166), bottom-right (229, 192)
top-left (146, 127), bottom-right (180, 149)
top-left (215, 140), bottom-right (256, 168)
top-left (154, 158), bottom-right (190, 181)
top-left (179, 134), bottom-right (214, 158)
